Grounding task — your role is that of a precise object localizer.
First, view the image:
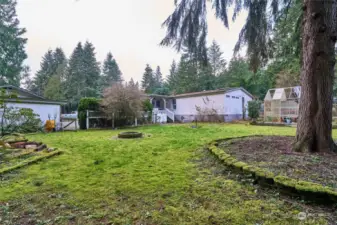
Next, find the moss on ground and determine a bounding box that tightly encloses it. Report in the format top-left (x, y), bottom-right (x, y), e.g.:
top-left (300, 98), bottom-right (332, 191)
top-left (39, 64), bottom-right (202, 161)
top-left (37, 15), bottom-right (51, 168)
top-left (0, 124), bottom-right (334, 224)
top-left (210, 138), bottom-right (337, 206)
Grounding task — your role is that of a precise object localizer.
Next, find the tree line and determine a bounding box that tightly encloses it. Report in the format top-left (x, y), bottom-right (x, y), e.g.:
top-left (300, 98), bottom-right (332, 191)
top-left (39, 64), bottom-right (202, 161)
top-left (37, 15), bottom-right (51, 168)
top-left (141, 38), bottom-right (303, 100)
top-left (21, 42), bottom-right (123, 109)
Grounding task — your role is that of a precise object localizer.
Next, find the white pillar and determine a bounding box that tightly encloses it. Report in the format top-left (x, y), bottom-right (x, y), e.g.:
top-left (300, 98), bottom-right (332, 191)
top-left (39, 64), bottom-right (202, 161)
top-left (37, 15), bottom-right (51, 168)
top-left (135, 117), bottom-right (138, 126)
top-left (163, 98), bottom-right (166, 110)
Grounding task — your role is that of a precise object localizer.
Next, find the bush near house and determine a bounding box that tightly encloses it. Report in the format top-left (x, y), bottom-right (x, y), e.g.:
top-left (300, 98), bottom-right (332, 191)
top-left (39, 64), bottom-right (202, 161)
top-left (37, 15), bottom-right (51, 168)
top-left (248, 100), bottom-right (261, 121)
top-left (1, 107), bottom-right (42, 134)
top-left (142, 99), bottom-right (153, 123)
top-left (78, 98), bottom-right (100, 129)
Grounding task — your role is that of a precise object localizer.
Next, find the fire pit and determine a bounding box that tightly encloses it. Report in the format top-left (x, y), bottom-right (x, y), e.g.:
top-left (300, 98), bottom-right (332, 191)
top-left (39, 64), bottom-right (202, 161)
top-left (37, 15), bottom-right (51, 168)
top-left (118, 132), bottom-right (143, 139)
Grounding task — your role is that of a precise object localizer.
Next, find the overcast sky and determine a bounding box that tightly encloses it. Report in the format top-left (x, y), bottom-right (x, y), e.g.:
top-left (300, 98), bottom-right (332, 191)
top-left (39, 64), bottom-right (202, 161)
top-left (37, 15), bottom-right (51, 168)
top-left (17, 0), bottom-right (247, 83)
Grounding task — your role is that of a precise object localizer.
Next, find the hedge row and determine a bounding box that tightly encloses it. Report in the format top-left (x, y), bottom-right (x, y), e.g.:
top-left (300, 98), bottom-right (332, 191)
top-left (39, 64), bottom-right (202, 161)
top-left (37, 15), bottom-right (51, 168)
top-left (208, 138), bottom-right (337, 205)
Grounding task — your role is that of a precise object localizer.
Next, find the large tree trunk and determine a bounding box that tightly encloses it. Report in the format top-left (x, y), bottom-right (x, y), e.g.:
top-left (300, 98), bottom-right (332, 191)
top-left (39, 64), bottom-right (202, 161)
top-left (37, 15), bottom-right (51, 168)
top-left (294, 0), bottom-right (337, 153)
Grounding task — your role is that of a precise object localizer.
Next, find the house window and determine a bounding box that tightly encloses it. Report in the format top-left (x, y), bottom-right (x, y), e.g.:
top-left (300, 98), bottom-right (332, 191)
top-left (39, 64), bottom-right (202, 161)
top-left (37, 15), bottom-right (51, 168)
top-left (226, 95), bottom-right (230, 98)
top-left (173, 99), bottom-right (177, 110)
top-left (232, 96), bottom-right (235, 99)
top-left (236, 97), bottom-right (239, 99)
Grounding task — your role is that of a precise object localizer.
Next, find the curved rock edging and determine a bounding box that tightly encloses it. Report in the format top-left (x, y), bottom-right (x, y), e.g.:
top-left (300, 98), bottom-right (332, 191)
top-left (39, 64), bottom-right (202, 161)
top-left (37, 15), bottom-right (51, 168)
top-left (207, 136), bottom-right (337, 205)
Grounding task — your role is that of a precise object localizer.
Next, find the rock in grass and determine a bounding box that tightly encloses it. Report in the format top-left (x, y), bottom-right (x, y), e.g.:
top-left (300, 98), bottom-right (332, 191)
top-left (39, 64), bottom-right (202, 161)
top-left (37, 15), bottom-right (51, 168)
top-left (25, 145), bottom-right (38, 150)
top-left (4, 143), bottom-right (11, 148)
top-left (47, 148), bottom-right (57, 152)
top-left (298, 212), bottom-right (307, 220)
top-left (36, 144), bottom-right (47, 151)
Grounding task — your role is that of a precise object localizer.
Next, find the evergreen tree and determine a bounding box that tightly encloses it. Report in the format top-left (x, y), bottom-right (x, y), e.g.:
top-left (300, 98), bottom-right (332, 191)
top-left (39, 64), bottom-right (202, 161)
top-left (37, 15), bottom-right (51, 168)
top-left (154, 66), bottom-right (163, 88)
top-left (222, 57), bottom-right (255, 92)
top-left (64, 42), bottom-right (85, 105)
top-left (82, 41), bottom-right (101, 97)
top-left (20, 66), bottom-right (34, 90)
top-left (174, 54), bottom-right (199, 94)
top-left (0, 0), bottom-right (27, 86)
top-left (198, 64), bottom-right (215, 91)
top-left (53, 47), bottom-right (67, 79)
top-left (33, 50), bottom-right (55, 96)
top-left (101, 52), bottom-right (122, 90)
top-left (208, 40), bottom-right (226, 76)
top-left (141, 64), bottom-right (155, 93)
top-left (128, 78), bottom-right (136, 87)
top-left (167, 60), bottom-right (178, 89)
top-left (44, 74), bottom-right (64, 100)
top-left (33, 47), bottom-right (67, 96)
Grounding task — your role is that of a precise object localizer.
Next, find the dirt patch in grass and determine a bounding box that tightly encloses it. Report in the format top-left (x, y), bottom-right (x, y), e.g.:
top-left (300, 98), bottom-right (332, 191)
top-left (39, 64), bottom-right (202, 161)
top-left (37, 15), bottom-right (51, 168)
top-left (217, 136), bottom-right (337, 190)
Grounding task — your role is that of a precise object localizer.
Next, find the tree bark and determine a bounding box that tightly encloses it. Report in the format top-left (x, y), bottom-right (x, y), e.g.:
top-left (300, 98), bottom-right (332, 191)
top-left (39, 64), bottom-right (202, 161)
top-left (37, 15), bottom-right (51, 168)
top-left (294, 0), bottom-right (337, 153)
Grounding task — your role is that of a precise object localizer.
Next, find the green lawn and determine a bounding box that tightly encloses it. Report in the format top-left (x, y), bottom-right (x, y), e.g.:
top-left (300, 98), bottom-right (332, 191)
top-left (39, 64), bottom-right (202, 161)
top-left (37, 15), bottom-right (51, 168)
top-left (0, 124), bottom-right (332, 224)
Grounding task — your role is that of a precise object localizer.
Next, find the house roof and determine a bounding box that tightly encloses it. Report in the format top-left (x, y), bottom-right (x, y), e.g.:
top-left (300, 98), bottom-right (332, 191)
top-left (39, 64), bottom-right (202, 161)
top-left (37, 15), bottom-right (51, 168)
top-left (0, 85), bottom-right (67, 105)
top-left (148, 87), bottom-right (254, 99)
top-left (172, 87), bottom-right (254, 99)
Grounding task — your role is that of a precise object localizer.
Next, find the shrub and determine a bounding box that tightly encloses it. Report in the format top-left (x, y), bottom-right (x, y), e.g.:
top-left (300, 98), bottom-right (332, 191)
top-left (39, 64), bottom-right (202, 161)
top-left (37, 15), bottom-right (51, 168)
top-left (143, 99), bottom-right (153, 123)
top-left (78, 98), bottom-right (100, 129)
top-left (248, 100), bottom-right (261, 121)
top-left (2, 107), bottom-right (43, 134)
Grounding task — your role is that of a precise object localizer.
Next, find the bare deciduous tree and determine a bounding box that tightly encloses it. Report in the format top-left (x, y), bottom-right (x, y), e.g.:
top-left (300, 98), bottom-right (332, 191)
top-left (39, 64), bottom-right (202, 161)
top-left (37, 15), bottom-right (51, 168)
top-left (101, 83), bottom-right (145, 122)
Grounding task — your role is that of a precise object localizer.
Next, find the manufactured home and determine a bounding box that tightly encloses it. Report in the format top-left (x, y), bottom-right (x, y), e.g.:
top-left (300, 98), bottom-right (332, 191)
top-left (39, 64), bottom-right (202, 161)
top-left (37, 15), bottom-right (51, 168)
top-left (149, 87), bottom-right (254, 123)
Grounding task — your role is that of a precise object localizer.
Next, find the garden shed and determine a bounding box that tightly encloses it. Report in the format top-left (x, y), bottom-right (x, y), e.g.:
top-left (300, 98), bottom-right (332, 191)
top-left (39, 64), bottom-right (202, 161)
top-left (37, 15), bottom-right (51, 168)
top-left (264, 86), bottom-right (301, 122)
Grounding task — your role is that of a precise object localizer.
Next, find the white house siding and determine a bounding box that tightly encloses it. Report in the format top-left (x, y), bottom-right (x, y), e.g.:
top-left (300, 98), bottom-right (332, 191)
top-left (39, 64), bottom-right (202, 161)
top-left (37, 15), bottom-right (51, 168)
top-left (5, 102), bottom-right (61, 125)
top-left (224, 89), bottom-right (253, 121)
top-left (174, 93), bottom-right (225, 122)
top-left (174, 89), bottom-right (253, 122)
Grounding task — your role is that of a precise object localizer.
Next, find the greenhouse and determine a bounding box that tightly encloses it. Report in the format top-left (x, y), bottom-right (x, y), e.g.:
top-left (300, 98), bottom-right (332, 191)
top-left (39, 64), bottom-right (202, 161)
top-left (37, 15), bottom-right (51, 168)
top-left (264, 86), bottom-right (301, 122)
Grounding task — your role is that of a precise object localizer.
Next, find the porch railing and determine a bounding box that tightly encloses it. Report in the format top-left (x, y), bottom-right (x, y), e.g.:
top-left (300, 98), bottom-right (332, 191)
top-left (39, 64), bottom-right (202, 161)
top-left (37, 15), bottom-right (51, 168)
top-left (165, 108), bottom-right (175, 122)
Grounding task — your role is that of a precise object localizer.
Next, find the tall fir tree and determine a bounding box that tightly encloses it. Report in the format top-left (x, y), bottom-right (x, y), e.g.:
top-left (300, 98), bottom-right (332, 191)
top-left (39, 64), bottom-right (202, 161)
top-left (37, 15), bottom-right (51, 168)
top-left (82, 41), bottom-right (101, 97)
top-left (33, 50), bottom-right (55, 96)
top-left (53, 47), bottom-right (67, 79)
top-left (208, 40), bottom-right (226, 76)
top-left (167, 60), bottom-right (177, 90)
top-left (0, 0), bottom-right (27, 86)
top-left (33, 47), bottom-right (67, 96)
top-left (174, 54), bottom-right (199, 94)
top-left (154, 66), bottom-right (163, 88)
top-left (44, 74), bottom-right (64, 100)
top-left (64, 42), bottom-right (85, 105)
top-left (141, 64), bottom-right (155, 93)
top-left (101, 52), bottom-right (122, 90)
top-left (20, 66), bottom-right (33, 90)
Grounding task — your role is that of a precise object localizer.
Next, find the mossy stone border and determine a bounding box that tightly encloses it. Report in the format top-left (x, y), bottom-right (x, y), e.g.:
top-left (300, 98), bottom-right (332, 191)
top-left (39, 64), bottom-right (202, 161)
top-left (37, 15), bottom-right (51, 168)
top-left (207, 136), bottom-right (337, 205)
top-left (0, 150), bottom-right (63, 175)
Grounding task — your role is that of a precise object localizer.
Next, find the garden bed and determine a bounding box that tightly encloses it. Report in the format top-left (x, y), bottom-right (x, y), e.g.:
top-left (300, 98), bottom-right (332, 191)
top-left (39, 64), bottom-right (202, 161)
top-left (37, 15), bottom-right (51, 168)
top-left (208, 136), bottom-right (337, 204)
top-left (217, 136), bottom-right (337, 191)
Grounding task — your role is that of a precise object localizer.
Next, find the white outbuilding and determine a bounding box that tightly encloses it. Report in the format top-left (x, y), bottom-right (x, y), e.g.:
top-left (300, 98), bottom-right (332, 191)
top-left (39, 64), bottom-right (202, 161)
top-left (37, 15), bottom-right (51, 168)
top-left (0, 85), bottom-right (66, 125)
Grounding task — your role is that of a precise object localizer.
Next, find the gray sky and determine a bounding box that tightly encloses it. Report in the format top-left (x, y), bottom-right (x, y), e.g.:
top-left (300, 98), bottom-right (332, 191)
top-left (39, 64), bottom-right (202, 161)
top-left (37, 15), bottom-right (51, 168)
top-left (17, 0), bottom-right (247, 83)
